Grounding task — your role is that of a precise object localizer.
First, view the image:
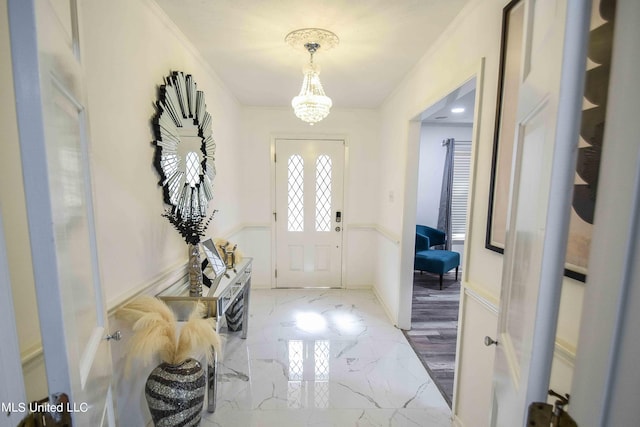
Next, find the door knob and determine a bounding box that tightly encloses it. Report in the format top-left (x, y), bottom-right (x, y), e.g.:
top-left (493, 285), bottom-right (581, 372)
top-left (335, 226), bottom-right (341, 232)
top-left (105, 330), bottom-right (122, 341)
top-left (484, 336), bottom-right (498, 346)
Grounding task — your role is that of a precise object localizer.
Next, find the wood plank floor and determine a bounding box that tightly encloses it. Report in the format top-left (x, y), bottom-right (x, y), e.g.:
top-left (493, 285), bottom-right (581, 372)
top-left (403, 271), bottom-right (460, 407)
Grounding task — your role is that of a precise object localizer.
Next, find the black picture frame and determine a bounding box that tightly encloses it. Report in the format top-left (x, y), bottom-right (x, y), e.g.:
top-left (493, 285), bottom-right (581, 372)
top-left (485, 0), bottom-right (524, 254)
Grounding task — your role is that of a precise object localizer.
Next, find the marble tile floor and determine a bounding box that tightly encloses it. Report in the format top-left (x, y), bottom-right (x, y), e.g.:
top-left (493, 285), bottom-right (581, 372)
top-left (201, 289), bottom-right (452, 427)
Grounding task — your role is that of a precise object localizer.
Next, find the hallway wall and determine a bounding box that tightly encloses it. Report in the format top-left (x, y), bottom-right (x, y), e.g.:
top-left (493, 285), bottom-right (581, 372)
top-left (238, 106), bottom-right (381, 289)
top-left (376, 0), bottom-right (581, 425)
top-left (82, 0), bottom-right (243, 308)
top-left (0, 0), bottom-right (243, 418)
top-left (83, 1), bottom-right (243, 424)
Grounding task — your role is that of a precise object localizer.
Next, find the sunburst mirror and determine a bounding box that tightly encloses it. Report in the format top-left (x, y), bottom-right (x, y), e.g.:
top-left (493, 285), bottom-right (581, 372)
top-left (153, 71), bottom-right (216, 219)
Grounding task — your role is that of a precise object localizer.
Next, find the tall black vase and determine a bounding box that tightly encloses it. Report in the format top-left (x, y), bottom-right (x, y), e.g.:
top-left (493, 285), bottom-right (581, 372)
top-left (145, 358), bottom-right (205, 426)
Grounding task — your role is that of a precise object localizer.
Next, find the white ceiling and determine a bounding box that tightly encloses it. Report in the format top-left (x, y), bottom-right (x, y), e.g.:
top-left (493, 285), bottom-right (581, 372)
top-left (421, 78), bottom-right (476, 125)
top-left (154, 0), bottom-right (470, 109)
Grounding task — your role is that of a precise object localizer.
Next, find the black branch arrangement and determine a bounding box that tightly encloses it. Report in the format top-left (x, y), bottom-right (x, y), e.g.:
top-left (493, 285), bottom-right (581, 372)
top-left (162, 209), bottom-right (218, 245)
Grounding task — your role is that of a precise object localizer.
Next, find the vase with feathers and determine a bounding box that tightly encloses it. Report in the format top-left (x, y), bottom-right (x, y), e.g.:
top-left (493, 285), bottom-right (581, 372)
top-left (119, 296), bottom-right (222, 427)
top-left (162, 210), bottom-right (217, 297)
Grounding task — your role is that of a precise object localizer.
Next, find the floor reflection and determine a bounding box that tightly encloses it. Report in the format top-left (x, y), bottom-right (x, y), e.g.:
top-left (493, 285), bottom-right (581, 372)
top-left (286, 339), bottom-right (330, 408)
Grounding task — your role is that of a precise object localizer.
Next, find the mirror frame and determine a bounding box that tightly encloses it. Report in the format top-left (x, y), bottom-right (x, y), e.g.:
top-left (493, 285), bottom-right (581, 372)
top-left (153, 71), bottom-right (216, 219)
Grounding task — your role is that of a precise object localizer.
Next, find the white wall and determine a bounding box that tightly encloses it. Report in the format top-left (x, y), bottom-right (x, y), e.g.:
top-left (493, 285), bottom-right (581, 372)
top-left (81, 0), bottom-right (242, 308)
top-left (1, 0), bottom-right (243, 420)
top-left (80, 1), bottom-right (242, 424)
top-left (377, 0), bottom-right (584, 424)
top-left (239, 107), bottom-right (381, 289)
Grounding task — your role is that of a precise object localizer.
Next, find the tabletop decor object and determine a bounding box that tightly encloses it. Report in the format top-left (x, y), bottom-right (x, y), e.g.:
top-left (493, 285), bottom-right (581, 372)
top-left (162, 209), bottom-right (216, 296)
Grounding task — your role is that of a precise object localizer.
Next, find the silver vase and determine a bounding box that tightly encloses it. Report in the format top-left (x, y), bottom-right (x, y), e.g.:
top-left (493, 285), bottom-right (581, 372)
top-left (145, 358), bottom-right (205, 426)
top-left (187, 243), bottom-right (203, 297)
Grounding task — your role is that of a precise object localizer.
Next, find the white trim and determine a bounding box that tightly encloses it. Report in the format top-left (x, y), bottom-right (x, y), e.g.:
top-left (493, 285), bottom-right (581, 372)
top-left (526, 0), bottom-right (591, 405)
top-left (451, 415), bottom-right (465, 427)
top-left (348, 223), bottom-right (400, 245)
top-left (21, 343), bottom-right (45, 367)
top-left (371, 285), bottom-right (398, 328)
top-left (106, 260), bottom-right (188, 314)
top-left (373, 224), bottom-right (401, 245)
top-left (9, 0), bottom-right (74, 398)
top-left (398, 58), bottom-right (484, 331)
top-left (461, 59), bottom-right (486, 285)
top-left (218, 222), bottom-right (270, 239)
top-left (463, 282), bottom-right (499, 313)
top-left (554, 338), bottom-right (576, 368)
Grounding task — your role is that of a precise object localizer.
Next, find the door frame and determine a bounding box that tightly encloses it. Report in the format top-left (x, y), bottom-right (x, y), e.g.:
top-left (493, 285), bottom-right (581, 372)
top-left (270, 134), bottom-right (350, 288)
top-left (8, 0), bottom-right (115, 422)
top-left (398, 59), bottom-right (485, 329)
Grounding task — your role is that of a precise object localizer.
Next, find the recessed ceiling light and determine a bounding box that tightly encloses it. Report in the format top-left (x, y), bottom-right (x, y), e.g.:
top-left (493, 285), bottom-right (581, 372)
top-left (451, 107), bottom-right (465, 113)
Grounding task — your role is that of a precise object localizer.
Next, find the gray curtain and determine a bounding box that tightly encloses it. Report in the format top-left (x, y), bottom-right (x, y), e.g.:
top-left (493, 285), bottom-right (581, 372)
top-left (437, 138), bottom-right (455, 250)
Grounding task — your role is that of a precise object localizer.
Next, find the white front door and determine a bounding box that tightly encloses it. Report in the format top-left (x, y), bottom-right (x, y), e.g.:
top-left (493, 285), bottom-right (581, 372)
top-left (274, 139), bottom-right (345, 287)
top-left (8, 1), bottom-right (115, 425)
top-left (490, 0), bottom-right (590, 425)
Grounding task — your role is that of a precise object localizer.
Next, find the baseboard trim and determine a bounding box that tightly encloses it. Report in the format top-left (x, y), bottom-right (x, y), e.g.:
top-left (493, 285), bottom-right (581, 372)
top-left (372, 285), bottom-right (398, 327)
top-left (349, 223), bottom-right (401, 245)
top-left (345, 283), bottom-right (373, 290)
top-left (218, 222), bottom-right (270, 239)
top-left (21, 343), bottom-right (43, 368)
top-left (554, 337), bottom-right (576, 367)
top-left (451, 414), bottom-right (464, 427)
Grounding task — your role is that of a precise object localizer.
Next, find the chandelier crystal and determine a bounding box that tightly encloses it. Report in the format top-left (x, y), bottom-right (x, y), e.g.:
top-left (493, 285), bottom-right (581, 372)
top-left (292, 56), bottom-right (332, 125)
top-left (286, 29), bottom-right (339, 125)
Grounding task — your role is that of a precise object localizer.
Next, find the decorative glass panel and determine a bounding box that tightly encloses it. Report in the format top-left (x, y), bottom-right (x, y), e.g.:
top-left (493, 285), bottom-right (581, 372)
top-left (287, 340), bottom-right (304, 408)
top-left (315, 155), bottom-right (332, 232)
top-left (314, 340), bottom-right (330, 381)
top-left (288, 340), bottom-right (303, 380)
top-left (287, 155), bottom-right (304, 232)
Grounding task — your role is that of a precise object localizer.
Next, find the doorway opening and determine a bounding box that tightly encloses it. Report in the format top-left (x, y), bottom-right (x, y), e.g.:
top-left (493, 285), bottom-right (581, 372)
top-left (403, 78), bottom-right (476, 407)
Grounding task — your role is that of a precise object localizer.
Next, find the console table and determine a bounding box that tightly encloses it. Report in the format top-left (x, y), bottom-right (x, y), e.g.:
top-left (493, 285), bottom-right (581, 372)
top-left (157, 257), bottom-right (252, 412)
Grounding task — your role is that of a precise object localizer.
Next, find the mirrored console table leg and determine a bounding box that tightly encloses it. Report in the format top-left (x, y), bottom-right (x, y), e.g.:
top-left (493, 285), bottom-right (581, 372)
top-left (207, 351), bottom-right (218, 413)
top-left (241, 276), bottom-right (251, 339)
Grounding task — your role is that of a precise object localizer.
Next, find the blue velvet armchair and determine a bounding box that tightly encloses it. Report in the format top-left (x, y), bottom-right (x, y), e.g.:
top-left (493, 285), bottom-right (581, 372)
top-left (414, 225), bottom-right (460, 289)
top-left (415, 225), bottom-right (446, 251)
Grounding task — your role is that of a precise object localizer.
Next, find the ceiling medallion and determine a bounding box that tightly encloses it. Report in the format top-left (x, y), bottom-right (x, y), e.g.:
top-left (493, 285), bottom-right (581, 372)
top-left (286, 28), bottom-right (339, 125)
top-left (285, 28), bottom-right (339, 52)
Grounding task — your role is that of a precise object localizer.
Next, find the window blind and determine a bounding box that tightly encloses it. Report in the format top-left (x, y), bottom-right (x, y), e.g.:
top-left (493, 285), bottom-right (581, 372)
top-left (452, 141), bottom-right (471, 241)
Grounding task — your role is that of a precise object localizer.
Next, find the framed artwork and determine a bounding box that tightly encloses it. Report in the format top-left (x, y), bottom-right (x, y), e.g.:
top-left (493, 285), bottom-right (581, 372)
top-left (486, 0), bottom-right (616, 282)
top-left (485, 0), bottom-right (525, 253)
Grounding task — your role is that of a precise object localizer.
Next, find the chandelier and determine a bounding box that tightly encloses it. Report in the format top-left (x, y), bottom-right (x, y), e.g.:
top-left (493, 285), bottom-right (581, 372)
top-left (285, 28), bottom-right (339, 125)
